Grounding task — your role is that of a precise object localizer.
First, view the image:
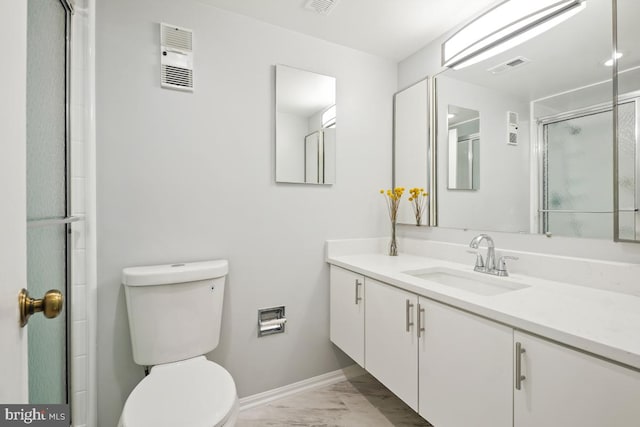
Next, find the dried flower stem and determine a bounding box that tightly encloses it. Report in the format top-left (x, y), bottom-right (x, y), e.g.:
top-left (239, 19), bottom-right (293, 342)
top-left (380, 187), bottom-right (404, 256)
top-left (408, 187), bottom-right (429, 226)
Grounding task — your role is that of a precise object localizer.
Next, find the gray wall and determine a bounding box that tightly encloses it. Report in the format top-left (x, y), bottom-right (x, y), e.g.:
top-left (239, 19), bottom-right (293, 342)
top-left (96, 1), bottom-right (396, 425)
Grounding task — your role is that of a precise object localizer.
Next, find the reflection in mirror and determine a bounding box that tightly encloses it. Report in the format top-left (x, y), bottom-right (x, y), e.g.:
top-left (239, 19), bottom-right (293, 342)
top-left (433, 0), bottom-right (616, 239)
top-left (394, 78), bottom-right (429, 225)
top-left (447, 105), bottom-right (479, 190)
top-left (275, 65), bottom-right (336, 184)
top-left (541, 107), bottom-right (613, 239)
top-left (615, 0), bottom-right (640, 242)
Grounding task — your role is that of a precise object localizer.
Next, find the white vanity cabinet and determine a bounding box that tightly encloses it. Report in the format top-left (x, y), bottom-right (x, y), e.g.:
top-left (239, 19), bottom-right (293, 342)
top-left (329, 266), bottom-right (365, 366)
top-left (419, 298), bottom-right (513, 427)
top-left (365, 278), bottom-right (419, 411)
top-left (364, 279), bottom-right (513, 422)
top-left (329, 263), bottom-right (640, 427)
top-left (514, 331), bottom-right (640, 427)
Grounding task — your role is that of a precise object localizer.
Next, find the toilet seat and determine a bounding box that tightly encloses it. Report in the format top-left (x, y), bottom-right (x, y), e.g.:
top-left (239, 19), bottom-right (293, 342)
top-left (120, 356), bottom-right (238, 427)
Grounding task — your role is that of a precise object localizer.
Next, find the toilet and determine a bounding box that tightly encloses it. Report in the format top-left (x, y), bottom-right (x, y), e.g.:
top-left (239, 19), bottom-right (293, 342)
top-left (118, 260), bottom-right (238, 427)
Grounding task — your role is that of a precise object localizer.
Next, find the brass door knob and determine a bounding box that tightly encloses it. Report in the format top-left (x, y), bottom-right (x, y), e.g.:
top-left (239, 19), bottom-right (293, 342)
top-left (19, 288), bottom-right (64, 327)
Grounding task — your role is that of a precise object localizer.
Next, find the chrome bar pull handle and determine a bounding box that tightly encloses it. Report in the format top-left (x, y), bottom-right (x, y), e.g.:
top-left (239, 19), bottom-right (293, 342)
top-left (417, 303), bottom-right (425, 338)
top-left (354, 279), bottom-right (363, 305)
top-left (515, 342), bottom-right (526, 390)
top-left (405, 299), bottom-right (414, 332)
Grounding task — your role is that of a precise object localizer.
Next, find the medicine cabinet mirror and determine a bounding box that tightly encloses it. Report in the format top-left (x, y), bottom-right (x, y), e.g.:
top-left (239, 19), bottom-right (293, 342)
top-left (393, 78), bottom-right (430, 225)
top-left (447, 105), bottom-right (479, 191)
top-left (275, 64), bottom-right (336, 185)
top-left (428, 0), bottom-right (638, 240)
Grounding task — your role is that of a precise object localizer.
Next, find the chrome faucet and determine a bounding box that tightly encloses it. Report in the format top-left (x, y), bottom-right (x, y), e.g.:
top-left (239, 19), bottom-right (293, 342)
top-left (469, 234), bottom-right (518, 276)
top-left (469, 234), bottom-right (496, 274)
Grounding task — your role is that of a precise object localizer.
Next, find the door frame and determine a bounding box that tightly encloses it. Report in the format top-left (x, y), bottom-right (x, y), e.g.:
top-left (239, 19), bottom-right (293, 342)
top-left (0, 0), bottom-right (29, 403)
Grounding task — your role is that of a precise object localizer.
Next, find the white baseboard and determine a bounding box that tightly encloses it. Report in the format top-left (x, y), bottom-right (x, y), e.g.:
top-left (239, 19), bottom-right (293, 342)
top-left (238, 364), bottom-right (366, 411)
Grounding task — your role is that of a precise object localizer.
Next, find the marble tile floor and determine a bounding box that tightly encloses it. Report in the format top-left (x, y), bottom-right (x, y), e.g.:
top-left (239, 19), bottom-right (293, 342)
top-left (236, 373), bottom-right (433, 427)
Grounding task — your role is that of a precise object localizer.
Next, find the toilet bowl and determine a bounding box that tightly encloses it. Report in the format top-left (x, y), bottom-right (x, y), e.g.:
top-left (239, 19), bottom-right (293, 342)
top-left (119, 356), bottom-right (238, 427)
top-left (119, 260), bottom-right (237, 427)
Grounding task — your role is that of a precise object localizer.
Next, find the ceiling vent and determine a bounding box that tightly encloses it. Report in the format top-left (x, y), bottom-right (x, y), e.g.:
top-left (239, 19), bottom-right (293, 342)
top-left (304, 0), bottom-right (340, 15)
top-left (160, 23), bottom-right (194, 91)
top-left (487, 56), bottom-right (531, 75)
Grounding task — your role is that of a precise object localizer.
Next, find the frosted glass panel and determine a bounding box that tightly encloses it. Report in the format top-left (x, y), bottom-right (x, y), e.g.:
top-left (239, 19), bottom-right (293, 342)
top-left (27, 225), bottom-right (67, 404)
top-left (27, 0), bottom-right (67, 220)
top-left (544, 110), bottom-right (613, 239)
top-left (616, 0), bottom-right (640, 241)
top-left (26, 0), bottom-right (69, 405)
top-left (617, 102), bottom-right (637, 240)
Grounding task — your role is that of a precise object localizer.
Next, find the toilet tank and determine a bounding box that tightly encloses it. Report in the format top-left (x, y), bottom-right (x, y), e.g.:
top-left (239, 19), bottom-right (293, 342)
top-left (122, 260), bottom-right (228, 366)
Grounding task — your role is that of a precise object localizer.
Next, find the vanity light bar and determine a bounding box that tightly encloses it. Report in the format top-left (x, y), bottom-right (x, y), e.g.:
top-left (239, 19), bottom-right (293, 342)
top-left (442, 0), bottom-right (586, 70)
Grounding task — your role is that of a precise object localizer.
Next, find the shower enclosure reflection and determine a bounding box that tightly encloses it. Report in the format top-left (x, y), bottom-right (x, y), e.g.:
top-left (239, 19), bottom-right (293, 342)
top-left (615, 0), bottom-right (640, 242)
top-left (447, 105), bottom-right (479, 190)
top-left (542, 109), bottom-right (614, 239)
top-left (616, 100), bottom-right (639, 240)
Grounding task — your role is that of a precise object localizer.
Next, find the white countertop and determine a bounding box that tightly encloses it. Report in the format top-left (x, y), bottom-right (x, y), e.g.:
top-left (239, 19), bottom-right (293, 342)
top-left (328, 252), bottom-right (640, 371)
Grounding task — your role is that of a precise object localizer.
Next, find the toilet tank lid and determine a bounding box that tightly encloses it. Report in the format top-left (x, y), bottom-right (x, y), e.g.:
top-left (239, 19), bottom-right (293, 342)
top-left (122, 260), bottom-right (228, 286)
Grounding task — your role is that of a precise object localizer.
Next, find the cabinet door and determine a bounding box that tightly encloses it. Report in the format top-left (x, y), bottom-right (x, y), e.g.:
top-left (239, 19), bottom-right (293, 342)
top-left (419, 298), bottom-right (513, 427)
top-left (329, 266), bottom-right (365, 366)
top-left (514, 331), bottom-right (640, 427)
top-left (365, 279), bottom-right (419, 411)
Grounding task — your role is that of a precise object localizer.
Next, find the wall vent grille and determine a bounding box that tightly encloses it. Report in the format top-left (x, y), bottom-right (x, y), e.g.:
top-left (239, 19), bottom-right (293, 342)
top-left (161, 25), bottom-right (192, 51)
top-left (508, 111), bottom-right (519, 145)
top-left (161, 65), bottom-right (193, 90)
top-left (160, 23), bottom-right (194, 92)
top-left (304, 0), bottom-right (340, 15)
top-left (488, 56), bottom-right (531, 75)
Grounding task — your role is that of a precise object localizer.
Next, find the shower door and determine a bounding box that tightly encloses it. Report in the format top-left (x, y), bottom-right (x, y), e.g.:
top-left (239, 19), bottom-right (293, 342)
top-left (616, 100), bottom-right (639, 240)
top-left (26, 0), bottom-right (73, 405)
top-left (541, 102), bottom-right (637, 239)
top-left (542, 109), bottom-right (613, 239)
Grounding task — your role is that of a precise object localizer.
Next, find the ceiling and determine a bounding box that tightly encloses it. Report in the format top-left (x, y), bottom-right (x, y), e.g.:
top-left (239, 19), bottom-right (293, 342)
top-left (195, 0), bottom-right (638, 102)
top-left (197, 0), bottom-right (499, 61)
top-left (276, 65), bottom-right (335, 116)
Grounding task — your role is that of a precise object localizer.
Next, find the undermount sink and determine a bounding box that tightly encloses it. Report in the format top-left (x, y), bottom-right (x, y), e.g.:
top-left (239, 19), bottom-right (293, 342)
top-left (403, 267), bottom-right (530, 296)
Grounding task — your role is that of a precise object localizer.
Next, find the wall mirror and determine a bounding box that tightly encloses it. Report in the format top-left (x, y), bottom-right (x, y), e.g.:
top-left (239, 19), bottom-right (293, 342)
top-left (447, 105), bottom-right (479, 190)
top-left (393, 78), bottom-right (430, 225)
top-left (275, 64), bottom-right (336, 184)
top-left (431, 0), bottom-right (631, 239)
top-left (614, 0), bottom-right (640, 242)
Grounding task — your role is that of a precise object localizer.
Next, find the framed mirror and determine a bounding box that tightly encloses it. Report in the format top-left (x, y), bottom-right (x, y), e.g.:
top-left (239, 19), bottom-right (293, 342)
top-left (275, 64), bottom-right (336, 184)
top-left (433, 0), bottom-right (619, 239)
top-left (447, 105), bottom-right (480, 190)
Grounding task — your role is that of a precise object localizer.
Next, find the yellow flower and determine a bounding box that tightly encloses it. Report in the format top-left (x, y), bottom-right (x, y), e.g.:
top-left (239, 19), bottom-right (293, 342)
top-left (405, 186), bottom-right (429, 225)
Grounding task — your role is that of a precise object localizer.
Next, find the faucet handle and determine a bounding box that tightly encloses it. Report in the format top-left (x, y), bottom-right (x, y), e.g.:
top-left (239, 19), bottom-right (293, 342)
top-left (497, 255), bottom-right (519, 276)
top-left (467, 250), bottom-right (485, 271)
